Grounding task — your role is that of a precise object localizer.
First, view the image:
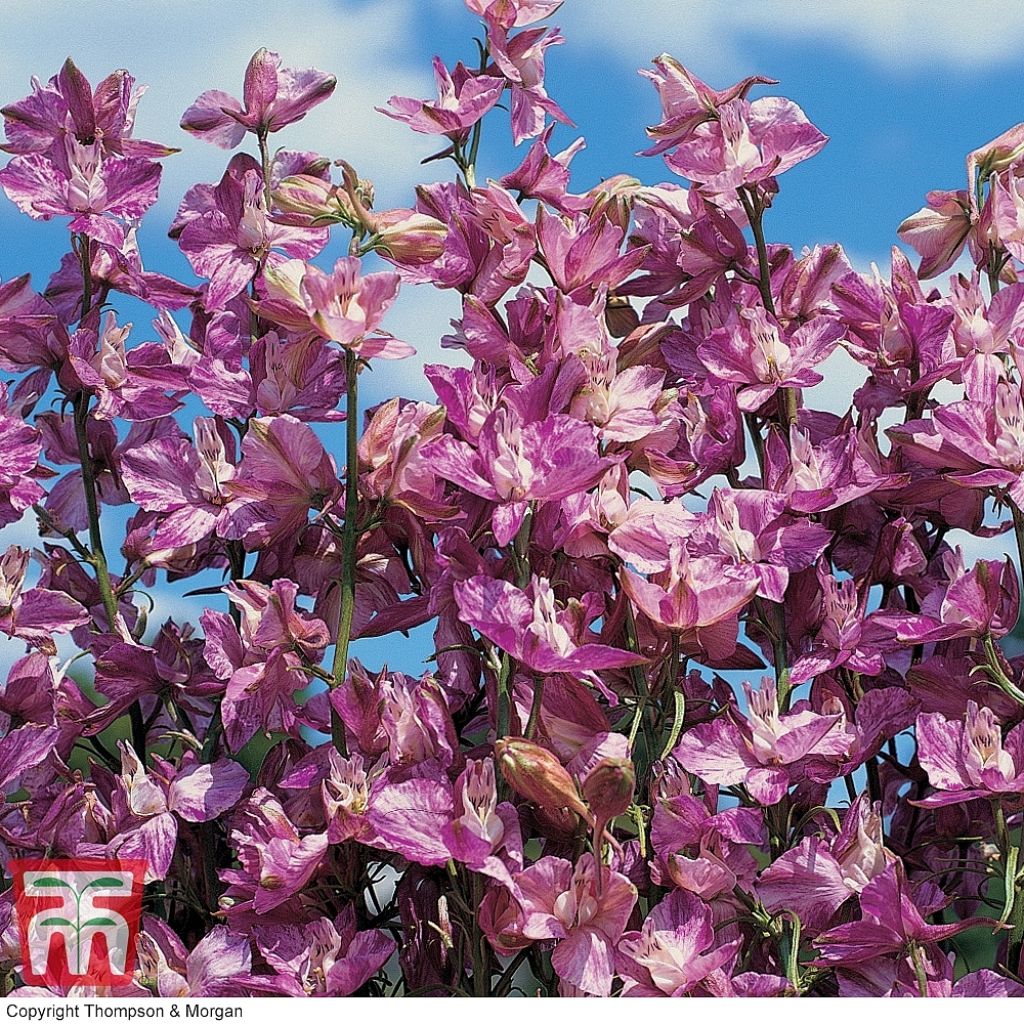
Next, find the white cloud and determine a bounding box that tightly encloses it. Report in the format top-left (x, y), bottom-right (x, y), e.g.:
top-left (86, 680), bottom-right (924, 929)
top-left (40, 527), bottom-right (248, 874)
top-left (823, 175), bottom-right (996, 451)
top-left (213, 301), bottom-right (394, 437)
top-left (0, 0), bottom-right (447, 217)
top-left (561, 0), bottom-right (1024, 77)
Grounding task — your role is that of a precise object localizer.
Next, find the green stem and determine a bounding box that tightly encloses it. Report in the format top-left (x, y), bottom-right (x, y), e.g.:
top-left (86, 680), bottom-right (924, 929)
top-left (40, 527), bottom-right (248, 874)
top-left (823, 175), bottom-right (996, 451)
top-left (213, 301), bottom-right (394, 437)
top-left (910, 942), bottom-right (929, 998)
top-left (329, 349), bottom-right (361, 753)
top-left (257, 129), bottom-right (273, 210)
top-left (495, 512), bottom-right (533, 743)
top-left (524, 674), bottom-right (545, 740)
top-left (73, 235), bottom-right (145, 758)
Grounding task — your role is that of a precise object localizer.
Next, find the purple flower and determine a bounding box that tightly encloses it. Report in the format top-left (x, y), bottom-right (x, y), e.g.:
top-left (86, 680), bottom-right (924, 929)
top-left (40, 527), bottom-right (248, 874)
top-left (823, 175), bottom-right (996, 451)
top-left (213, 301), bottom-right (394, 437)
top-left (256, 907), bottom-right (395, 996)
top-left (698, 307), bottom-right (844, 412)
top-left (430, 401), bottom-right (617, 544)
top-left (915, 702), bottom-right (1024, 807)
top-left (454, 573), bottom-right (645, 678)
top-left (664, 95), bottom-right (828, 193)
top-left (181, 48), bottom-right (336, 147)
top-left (515, 853), bottom-right (637, 996)
top-left (378, 58), bottom-right (504, 141)
top-left (616, 890), bottom-right (740, 996)
top-left (1, 58), bottom-right (175, 158)
top-left (174, 154), bottom-right (327, 309)
top-left (0, 546), bottom-right (89, 654)
top-left (674, 678), bottom-right (852, 804)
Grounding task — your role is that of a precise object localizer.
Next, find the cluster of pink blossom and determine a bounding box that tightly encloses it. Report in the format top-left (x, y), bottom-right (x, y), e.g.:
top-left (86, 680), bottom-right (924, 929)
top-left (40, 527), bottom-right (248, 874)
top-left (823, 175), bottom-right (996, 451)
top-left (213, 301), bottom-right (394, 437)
top-left (2, 0), bottom-right (1024, 1000)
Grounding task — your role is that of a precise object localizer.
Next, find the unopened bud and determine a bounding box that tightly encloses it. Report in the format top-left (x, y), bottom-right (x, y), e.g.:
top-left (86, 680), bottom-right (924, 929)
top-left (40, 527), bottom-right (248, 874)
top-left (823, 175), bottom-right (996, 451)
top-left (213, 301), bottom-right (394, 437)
top-left (272, 174), bottom-right (356, 227)
top-left (494, 737), bottom-right (592, 823)
top-left (582, 757), bottom-right (635, 822)
top-left (370, 209), bottom-right (448, 265)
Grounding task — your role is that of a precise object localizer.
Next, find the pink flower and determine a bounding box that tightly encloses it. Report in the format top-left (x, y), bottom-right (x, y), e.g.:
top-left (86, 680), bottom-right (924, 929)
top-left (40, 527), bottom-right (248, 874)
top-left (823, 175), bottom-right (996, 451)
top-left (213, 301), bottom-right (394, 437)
top-left (0, 384), bottom-right (46, 526)
top-left (174, 154), bottom-right (327, 309)
top-left (674, 678), bottom-right (852, 804)
top-left (0, 135), bottom-right (161, 244)
top-left (137, 922), bottom-right (255, 997)
top-left (898, 189), bottom-right (972, 279)
top-left (2, 58), bottom-right (176, 159)
top-left (486, 23), bottom-right (573, 144)
top-left (639, 54), bottom-right (776, 157)
top-left (915, 702), bottom-right (1024, 807)
top-left (516, 853), bottom-right (636, 996)
top-left (429, 401), bottom-right (617, 544)
top-left (378, 58), bottom-right (505, 141)
top-left (0, 545), bottom-right (89, 654)
top-left (698, 307), bottom-right (844, 411)
top-left (256, 257), bottom-right (411, 359)
top-left (220, 789), bottom-right (329, 916)
top-left (616, 890), bottom-right (740, 996)
top-left (256, 907), bottom-right (395, 996)
top-left (226, 414), bottom-right (342, 548)
top-left (664, 95), bottom-right (828, 193)
top-left (181, 48), bottom-right (336, 147)
top-left (455, 574), bottom-right (645, 679)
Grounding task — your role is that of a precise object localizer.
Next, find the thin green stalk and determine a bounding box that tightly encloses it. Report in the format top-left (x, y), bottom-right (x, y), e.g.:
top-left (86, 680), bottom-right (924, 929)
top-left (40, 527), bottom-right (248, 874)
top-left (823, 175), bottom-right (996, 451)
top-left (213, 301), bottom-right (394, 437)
top-left (524, 674), bottom-right (544, 740)
top-left (257, 128), bottom-right (273, 210)
top-left (73, 235), bottom-right (145, 758)
top-left (329, 349), bottom-right (361, 754)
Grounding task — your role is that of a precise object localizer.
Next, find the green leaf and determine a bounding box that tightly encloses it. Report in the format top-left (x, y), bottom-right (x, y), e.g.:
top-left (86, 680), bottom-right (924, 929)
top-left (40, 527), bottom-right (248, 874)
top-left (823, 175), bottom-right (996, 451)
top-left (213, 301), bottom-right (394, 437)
top-left (31, 878), bottom-right (72, 889)
top-left (37, 917), bottom-right (74, 928)
top-left (82, 877), bottom-right (125, 891)
top-left (658, 690), bottom-right (686, 761)
top-left (1000, 845), bottom-right (1020, 927)
top-left (82, 917), bottom-right (118, 928)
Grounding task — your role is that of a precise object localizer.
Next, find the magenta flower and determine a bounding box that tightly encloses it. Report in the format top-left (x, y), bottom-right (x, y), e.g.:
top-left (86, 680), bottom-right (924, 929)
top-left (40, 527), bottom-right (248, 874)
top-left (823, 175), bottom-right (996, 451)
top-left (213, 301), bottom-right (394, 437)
top-left (0, 545), bottom-right (89, 654)
top-left (698, 307), bottom-right (844, 411)
top-left (174, 154), bottom-right (327, 309)
top-left (0, 135), bottom-right (161, 244)
top-left (378, 58), bottom-right (505, 141)
top-left (915, 702), bottom-right (1024, 807)
top-left (256, 257), bottom-right (412, 359)
top-left (455, 574), bottom-right (644, 679)
top-left (878, 550), bottom-right (1018, 645)
top-left (120, 417), bottom-right (240, 550)
top-left (639, 54), bottom-right (776, 157)
top-left (516, 853), bottom-right (637, 996)
top-left (2, 58), bottom-right (175, 158)
top-left (898, 189), bottom-right (972, 279)
top-left (616, 890), bottom-right (740, 996)
top-left (687, 488), bottom-right (832, 602)
top-left (226, 413), bottom-right (342, 548)
top-left (443, 758), bottom-right (522, 869)
top-left (220, 789), bottom-right (329, 915)
top-left (256, 907), bottom-right (395, 996)
top-left (466, 0), bottom-right (564, 29)
top-left (674, 678), bottom-right (852, 804)
top-left (812, 864), bottom-right (988, 992)
top-left (137, 922), bottom-right (254, 997)
top-left (620, 542), bottom-right (760, 660)
top-left (203, 578), bottom-right (329, 749)
top-left (430, 402), bottom-right (617, 544)
top-left (664, 95), bottom-right (828, 192)
top-left (535, 206), bottom-right (647, 298)
top-left (487, 23), bottom-right (573, 144)
top-left (181, 48), bottom-right (336, 148)
top-left (0, 384), bottom-right (46, 527)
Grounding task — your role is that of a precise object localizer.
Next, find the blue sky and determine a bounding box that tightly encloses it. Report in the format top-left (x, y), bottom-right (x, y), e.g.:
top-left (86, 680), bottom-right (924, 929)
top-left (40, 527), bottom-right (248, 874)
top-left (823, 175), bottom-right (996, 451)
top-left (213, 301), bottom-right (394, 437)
top-left (2, 0), bottom-right (1023, 683)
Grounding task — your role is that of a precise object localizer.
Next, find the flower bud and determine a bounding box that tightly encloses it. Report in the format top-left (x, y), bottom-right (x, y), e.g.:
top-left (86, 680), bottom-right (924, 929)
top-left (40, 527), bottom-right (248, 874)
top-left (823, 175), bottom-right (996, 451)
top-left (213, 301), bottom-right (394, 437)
top-left (370, 209), bottom-right (448, 265)
top-left (494, 737), bottom-right (592, 823)
top-left (273, 174), bottom-right (356, 227)
top-left (582, 757), bottom-right (635, 823)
